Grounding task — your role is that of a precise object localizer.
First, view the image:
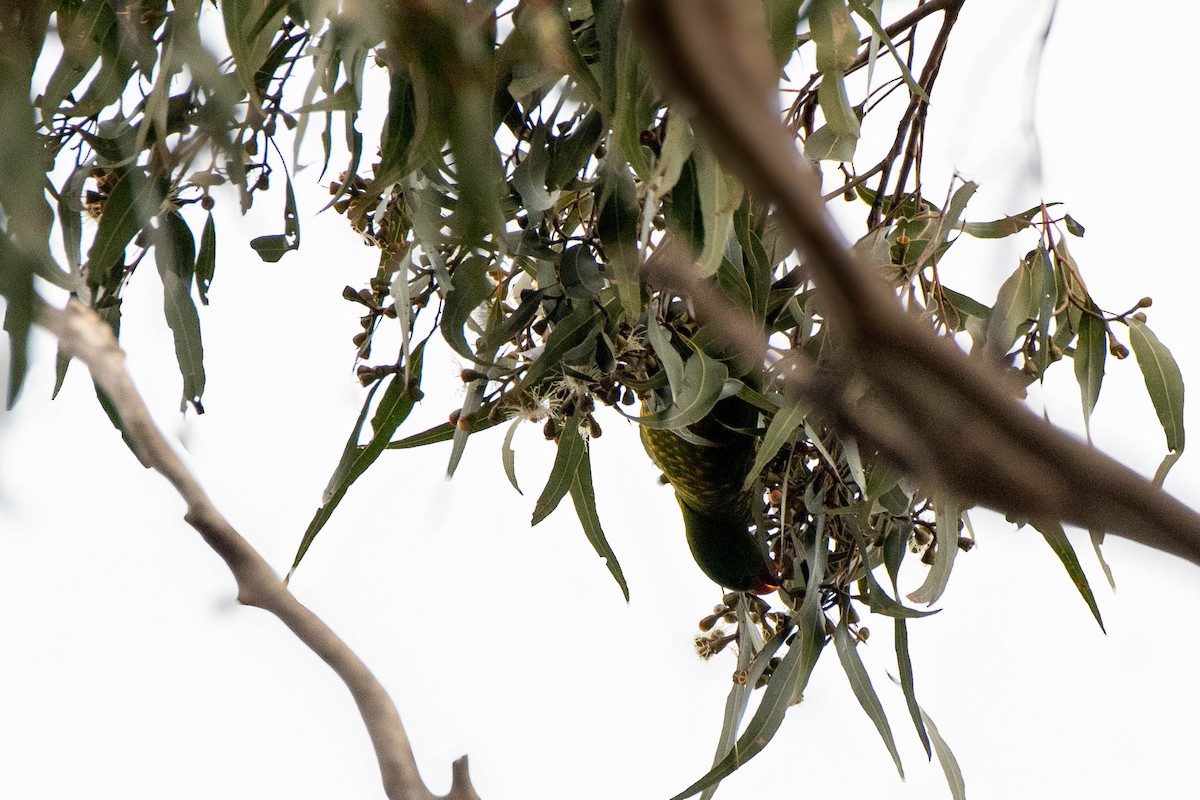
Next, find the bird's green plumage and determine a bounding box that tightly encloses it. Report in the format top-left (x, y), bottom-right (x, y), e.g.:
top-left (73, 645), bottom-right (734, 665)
top-left (640, 395), bottom-right (776, 592)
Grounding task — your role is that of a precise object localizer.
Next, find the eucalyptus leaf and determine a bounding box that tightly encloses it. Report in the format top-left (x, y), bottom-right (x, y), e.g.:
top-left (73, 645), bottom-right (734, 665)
top-left (195, 212), bottom-right (217, 305)
top-left (1074, 307), bottom-right (1106, 436)
top-left (669, 529), bottom-right (827, 800)
top-left (1032, 519), bottom-right (1105, 632)
top-left (154, 212), bottom-right (205, 412)
top-left (1128, 318), bottom-right (1185, 456)
top-left (639, 351), bottom-right (730, 430)
top-left (982, 252), bottom-right (1039, 359)
top-left (834, 614), bottom-right (904, 777)
top-left (532, 410), bottom-right (587, 525)
top-left (569, 448), bottom-right (629, 599)
top-left (895, 619), bottom-right (932, 758)
top-left (743, 395), bottom-right (808, 491)
top-left (291, 342), bottom-right (426, 574)
top-left (907, 499), bottom-right (960, 606)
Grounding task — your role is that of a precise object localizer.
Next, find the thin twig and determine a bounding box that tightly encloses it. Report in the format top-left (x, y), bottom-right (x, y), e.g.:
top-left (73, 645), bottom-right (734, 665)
top-left (34, 297), bottom-right (477, 800)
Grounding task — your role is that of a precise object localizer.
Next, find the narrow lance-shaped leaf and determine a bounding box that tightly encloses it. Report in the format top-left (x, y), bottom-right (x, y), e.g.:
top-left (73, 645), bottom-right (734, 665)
top-left (195, 212), bottom-right (217, 305)
top-left (1032, 519), bottom-right (1105, 632)
top-left (155, 212), bottom-right (206, 412)
top-left (639, 350), bottom-right (730, 430)
top-left (532, 410), bottom-right (587, 526)
top-left (1128, 318), bottom-right (1185, 458)
top-left (699, 615), bottom-right (790, 800)
top-left (982, 252), bottom-right (1039, 359)
top-left (501, 416), bottom-right (523, 495)
top-left (569, 447), bottom-right (629, 599)
top-left (923, 703), bottom-right (966, 800)
top-left (670, 524), bottom-right (828, 800)
top-left (1073, 306), bottom-right (1106, 437)
top-left (291, 342), bottom-right (427, 574)
top-left (833, 613), bottom-right (904, 777)
top-left (743, 395), bottom-right (808, 490)
top-left (692, 139), bottom-right (743, 278)
top-left (894, 619), bottom-right (931, 758)
top-left (907, 499), bottom-right (960, 606)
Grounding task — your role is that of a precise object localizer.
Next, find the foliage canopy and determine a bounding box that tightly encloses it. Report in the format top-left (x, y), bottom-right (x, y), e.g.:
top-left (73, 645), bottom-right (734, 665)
top-left (0, 1), bottom-right (1188, 797)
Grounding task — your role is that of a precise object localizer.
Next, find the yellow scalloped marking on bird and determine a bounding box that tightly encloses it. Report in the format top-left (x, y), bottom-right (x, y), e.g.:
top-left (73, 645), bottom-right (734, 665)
top-left (640, 396), bottom-right (779, 593)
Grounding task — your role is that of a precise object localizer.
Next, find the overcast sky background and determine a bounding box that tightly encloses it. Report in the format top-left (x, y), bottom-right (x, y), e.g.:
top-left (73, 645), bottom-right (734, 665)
top-left (4, 2), bottom-right (1200, 798)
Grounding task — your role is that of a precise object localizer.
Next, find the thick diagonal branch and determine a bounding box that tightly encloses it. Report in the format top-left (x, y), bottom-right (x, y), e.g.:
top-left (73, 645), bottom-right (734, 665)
top-left (35, 297), bottom-right (478, 800)
top-left (633, 0), bottom-right (1200, 566)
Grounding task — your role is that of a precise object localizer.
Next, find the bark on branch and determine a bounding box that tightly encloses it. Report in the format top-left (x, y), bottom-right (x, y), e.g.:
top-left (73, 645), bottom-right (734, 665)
top-left (633, 0), bottom-right (1200, 567)
top-left (34, 297), bottom-right (477, 800)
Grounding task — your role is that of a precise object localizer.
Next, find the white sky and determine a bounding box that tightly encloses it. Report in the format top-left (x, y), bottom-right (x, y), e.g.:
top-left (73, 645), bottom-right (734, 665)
top-left (4, 2), bottom-right (1200, 798)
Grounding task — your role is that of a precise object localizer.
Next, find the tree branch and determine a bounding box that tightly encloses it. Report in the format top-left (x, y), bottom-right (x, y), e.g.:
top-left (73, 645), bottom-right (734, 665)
top-left (633, 0), bottom-right (1200, 567)
top-left (34, 297), bottom-right (476, 800)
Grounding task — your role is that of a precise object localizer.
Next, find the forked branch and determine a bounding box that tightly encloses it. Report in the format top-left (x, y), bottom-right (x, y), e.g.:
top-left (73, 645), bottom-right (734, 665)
top-left (34, 297), bottom-right (478, 800)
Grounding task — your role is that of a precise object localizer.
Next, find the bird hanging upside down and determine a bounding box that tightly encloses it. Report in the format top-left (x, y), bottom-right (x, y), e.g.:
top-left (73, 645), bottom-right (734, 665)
top-left (640, 394), bottom-right (780, 594)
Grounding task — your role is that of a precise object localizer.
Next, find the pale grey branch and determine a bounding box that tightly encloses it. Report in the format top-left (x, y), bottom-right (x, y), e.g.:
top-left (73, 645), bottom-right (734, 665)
top-left (34, 297), bottom-right (475, 800)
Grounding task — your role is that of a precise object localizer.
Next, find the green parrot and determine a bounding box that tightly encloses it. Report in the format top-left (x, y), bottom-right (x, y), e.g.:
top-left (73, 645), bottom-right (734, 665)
top-left (640, 394), bottom-right (779, 594)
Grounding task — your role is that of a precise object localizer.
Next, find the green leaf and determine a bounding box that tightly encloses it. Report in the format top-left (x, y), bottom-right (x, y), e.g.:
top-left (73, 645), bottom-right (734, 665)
top-left (699, 620), bottom-right (789, 800)
top-left (894, 619), bottom-right (932, 759)
top-left (609, 6), bottom-right (657, 182)
top-left (517, 305), bottom-right (602, 391)
top-left (1089, 529), bottom-right (1116, 590)
top-left (982, 252), bottom-right (1039, 358)
top-left (692, 140), bottom-right (744, 278)
top-left (385, 402), bottom-right (504, 450)
top-left (155, 212), bottom-right (205, 412)
top-left (569, 448), bottom-right (629, 599)
top-left (1032, 245), bottom-right (1055, 377)
top-left (532, 410), bottom-right (587, 526)
top-left (222, 0), bottom-right (288, 99)
top-left (958, 212), bottom-right (1037, 239)
top-left (846, 0), bottom-right (929, 101)
top-left (907, 499), bottom-right (960, 605)
top-left (57, 165), bottom-right (89, 277)
top-left (195, 212), bottom-right (217, 305)
top-left (86, 169), bottom-right (156, 284)
top-left (1064, 213), bottom-right (1086, 237)
top-left (653, 112), bottom-right (695, 195)
top-left (804, 123), bottom-right (857, 163)
top-left (248, 234), bottom-right (290, 262)
top-left (439, 255), bottom-right (495, 362)
top-left (765, 0), bottom-right (804, 67)
top-left (809, 0), bottom-right (861, 159)
top-left (638, 350), bottom-right (730, 430)
top-left (833, 614), bottom-right (903, 777)
top-left (743, 395), bottom-right (807, 490)
top-left (447, 371), bottom-right (492, 478)
top-left (501, 416), bottom-right (523, 495)
top-left (1128, 319), bottom-right (1185, 455)
top-left (921, 701), bottom-right (965, 800)
top-left (670, 529), bottom-right (827, 800)
top-left (0, 236), bottom-right (36, 408)
top-left (645, 316), bottom-right (685, 389)
top-left (596, 163), bottom-right (643, 321)
top-left (1032, 519), bottom-right (1105, 632)
top-left (546, 108), bottom-right (604, 190)
top-left (847, 518), bottom-right (937, 619)
top-left (291, 343), bottom-right (426, 574)
top-left (1074, 308), bottom-right (1106, 436)
top-left (512, 127), bottom-right (555, 214)
top-left (249, 175), bottom-right (299, 262)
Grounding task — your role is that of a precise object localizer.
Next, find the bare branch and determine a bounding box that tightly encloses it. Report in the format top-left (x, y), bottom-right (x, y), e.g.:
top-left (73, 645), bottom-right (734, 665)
top-left (633, 0), bottom-right (1200, 567)
top-left (34, 297), bottom-right (477, 800)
